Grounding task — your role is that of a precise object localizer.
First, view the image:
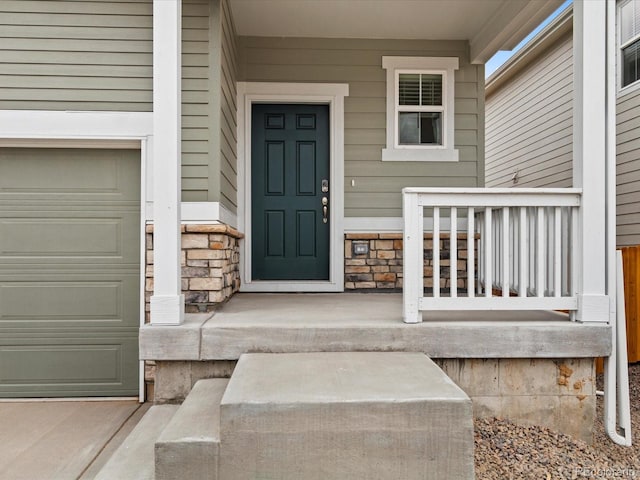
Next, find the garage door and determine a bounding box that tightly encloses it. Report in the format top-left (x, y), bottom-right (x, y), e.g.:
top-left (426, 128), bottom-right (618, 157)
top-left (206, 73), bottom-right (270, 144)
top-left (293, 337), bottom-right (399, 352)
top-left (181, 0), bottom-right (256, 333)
top-left (0, 148), bottom-right (140, 397)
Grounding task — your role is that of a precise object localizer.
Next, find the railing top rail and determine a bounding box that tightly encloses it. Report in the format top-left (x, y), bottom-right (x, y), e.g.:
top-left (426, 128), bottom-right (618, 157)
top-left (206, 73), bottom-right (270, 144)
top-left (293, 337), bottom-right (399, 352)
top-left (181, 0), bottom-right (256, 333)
top-left (402, 188), bottom-right (582, 208)
top-left (402, 187), bottom-right (582, 195)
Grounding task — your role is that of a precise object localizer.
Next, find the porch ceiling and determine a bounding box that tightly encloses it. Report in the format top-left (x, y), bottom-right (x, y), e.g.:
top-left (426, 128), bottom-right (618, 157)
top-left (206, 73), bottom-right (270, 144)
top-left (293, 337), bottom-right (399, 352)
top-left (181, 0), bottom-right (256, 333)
top-left (229, 0), bottom-right (564, 63)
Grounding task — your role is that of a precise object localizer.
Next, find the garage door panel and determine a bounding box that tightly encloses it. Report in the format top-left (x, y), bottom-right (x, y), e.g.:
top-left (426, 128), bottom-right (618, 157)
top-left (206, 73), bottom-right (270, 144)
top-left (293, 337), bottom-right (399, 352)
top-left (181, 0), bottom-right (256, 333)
top-left (0, 336), bottom-right (139, 397)
top-left (0, 147), bottom-right (140, 397)
top-left (0, 275), bottom-right (139, 327)
top-left (0, 212), bottom-right (139, 264)
top-left (0, 148), bottom-right (140, 202)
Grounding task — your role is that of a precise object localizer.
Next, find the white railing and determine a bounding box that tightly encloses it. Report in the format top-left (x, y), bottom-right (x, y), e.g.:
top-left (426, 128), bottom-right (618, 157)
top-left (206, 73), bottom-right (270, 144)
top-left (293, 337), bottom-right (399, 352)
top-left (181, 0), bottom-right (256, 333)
top-left (402, 188), bottom-right (582, 323)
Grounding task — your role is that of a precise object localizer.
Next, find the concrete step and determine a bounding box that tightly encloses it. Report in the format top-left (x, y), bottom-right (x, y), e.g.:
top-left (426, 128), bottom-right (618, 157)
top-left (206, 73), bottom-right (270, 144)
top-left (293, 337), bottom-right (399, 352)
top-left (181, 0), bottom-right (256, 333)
top-left (219, 352), bottom-right (475, 480)
top-left (94, 404), bottom-right (179, 480)
top-left (155, 378), bottom-right (228, 480)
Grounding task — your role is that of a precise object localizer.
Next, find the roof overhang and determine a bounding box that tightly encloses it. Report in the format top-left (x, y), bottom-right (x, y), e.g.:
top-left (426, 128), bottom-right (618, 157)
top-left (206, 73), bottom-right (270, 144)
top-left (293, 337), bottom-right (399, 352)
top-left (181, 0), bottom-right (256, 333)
top-left (230, 0), bottom-right (564, 64)
top-left (485, 4), bottom-right (573, 97)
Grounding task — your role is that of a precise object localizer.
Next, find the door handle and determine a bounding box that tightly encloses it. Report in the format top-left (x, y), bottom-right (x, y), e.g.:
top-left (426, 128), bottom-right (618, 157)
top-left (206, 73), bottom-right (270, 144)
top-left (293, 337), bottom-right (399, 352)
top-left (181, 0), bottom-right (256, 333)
top-left (322, 197), bottom-right (328, 223)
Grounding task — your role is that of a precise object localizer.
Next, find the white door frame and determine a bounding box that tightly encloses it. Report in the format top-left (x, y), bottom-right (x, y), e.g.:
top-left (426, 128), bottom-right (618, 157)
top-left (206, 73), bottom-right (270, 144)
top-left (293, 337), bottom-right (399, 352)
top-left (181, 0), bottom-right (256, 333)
top-left (237, 82), bottom-right (348, 292)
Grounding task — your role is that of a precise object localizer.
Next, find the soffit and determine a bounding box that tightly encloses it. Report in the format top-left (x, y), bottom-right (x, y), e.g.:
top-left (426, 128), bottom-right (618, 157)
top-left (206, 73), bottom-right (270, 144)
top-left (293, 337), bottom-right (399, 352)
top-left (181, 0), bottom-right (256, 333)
top-left (230, 0), bottom-right (563, 62)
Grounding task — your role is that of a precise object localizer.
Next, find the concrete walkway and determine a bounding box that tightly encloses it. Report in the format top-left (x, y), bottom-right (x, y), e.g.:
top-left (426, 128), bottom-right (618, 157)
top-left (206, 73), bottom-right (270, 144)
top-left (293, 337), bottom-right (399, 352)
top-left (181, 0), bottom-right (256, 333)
top-left (0, 400), bottom-right (147, 480)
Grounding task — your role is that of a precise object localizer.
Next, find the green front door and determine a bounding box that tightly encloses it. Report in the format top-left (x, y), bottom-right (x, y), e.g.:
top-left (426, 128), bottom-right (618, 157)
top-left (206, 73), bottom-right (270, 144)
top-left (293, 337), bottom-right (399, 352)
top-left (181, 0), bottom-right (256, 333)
top-left (0, 148), bottom-right (140, 397)
top-left (251, 104), bottom-right (330, 280)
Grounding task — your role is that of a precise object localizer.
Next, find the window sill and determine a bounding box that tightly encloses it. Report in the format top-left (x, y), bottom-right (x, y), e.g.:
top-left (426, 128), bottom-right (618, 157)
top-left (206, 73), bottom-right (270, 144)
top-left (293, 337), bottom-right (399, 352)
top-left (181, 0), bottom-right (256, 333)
top-left (381, 147), bottom-right (459, 162)
top-left (617, 79), bottom-right (640, 99)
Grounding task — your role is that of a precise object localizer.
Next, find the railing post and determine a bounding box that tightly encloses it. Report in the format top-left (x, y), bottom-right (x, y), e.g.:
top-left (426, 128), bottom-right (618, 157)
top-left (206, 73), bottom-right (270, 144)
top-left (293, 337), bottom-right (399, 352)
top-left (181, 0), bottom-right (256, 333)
top-left (573, 0), bottom-right (610, 322)
top-left (403, 190), bottom-right (423, 323)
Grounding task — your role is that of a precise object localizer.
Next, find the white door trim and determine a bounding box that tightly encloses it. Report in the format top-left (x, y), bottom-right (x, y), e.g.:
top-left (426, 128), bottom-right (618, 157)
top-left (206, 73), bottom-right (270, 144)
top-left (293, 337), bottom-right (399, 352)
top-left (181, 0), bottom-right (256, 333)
top-left (237, 82), bottom-right (348, 292)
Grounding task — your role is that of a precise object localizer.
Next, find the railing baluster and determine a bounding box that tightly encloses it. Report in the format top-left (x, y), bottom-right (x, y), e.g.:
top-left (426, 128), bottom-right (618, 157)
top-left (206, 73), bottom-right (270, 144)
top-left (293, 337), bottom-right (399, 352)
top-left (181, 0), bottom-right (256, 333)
top-left (495, 210), bottom-right (501, 291)
top-left (536, 207), bottom-right (545, 297)
top-left (562, 206), bottom-right (570, 296)
top-left (497, 212), bottom-right (502, 289)
top-left (451, 207), bottom-right (457, 298)
top-left (467, 207), bottom-right (475, 298)
top-left (478, 211), bottom-right (483, 294)
top-left (485, 207), bottom-right (492, 297)
top-left (554, 206), bottom-right (562, 297)
top-left (502, 207), bottom-right (510, 297)
top-left (519, 207), bottom-right (527, 297)
top-left (570, 205), bottom-right (579, 321)
top-left (510, 209), bottom-right (516, 293)
top-left (433, 207), bottom-right (440, 298)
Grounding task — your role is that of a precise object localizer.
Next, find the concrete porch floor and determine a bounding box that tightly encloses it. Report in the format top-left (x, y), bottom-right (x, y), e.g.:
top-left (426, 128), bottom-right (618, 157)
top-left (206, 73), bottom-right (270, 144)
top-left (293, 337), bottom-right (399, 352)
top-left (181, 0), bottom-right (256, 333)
top-left (0, 400), bottom-right (147, 480)
top-left (140, 293), bottom-right (612, 361)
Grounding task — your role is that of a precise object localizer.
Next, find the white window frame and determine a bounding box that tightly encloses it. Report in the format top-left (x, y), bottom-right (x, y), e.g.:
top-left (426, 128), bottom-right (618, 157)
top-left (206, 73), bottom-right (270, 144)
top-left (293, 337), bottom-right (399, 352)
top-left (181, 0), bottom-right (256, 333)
top-left (382, 56), bottom-right (459, 162)
top-left (618, 0), bottom-right (640, 95)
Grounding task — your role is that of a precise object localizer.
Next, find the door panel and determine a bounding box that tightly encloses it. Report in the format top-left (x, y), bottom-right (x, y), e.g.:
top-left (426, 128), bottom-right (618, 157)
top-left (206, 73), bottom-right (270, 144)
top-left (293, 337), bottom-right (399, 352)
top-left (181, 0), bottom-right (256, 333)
top-left (252, 104), bottom-right (330, 281)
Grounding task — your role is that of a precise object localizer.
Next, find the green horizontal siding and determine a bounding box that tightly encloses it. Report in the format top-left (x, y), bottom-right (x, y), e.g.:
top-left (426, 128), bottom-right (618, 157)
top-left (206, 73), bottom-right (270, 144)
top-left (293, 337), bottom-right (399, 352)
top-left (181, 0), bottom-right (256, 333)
top-left (238, 36), bottom-right (483, 217)
top-left (182, 0), bottom-right (210, 202)
top-left (219, 0), bottom-right (238, 213)
top-left (0, 0), bottom-right (153, 111)
top-left (0, 0), bottom-right (216, 203)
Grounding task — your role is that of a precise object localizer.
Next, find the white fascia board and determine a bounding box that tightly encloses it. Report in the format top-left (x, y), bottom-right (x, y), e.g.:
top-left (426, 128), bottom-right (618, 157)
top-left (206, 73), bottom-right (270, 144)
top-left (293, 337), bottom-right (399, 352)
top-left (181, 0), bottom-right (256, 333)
top-left (485, 5), bottom-right (573, 96)
top-left (0, 110), bottom-right (152, 139)
top-left (470, 0), bottom-right (564, 64)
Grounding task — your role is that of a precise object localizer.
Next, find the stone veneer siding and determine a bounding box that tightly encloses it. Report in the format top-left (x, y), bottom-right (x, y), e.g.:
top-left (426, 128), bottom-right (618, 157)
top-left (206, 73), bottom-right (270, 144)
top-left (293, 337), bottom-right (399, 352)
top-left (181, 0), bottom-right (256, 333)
top-left (145, 224), bottom-right (243, 320)
top-left (345, 233), bottom-right (476, 291)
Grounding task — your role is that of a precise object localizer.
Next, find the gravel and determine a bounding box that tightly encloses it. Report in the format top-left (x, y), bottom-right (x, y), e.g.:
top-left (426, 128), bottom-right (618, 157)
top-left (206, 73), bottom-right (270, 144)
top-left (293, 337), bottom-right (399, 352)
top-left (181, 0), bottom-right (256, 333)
top-left (475, 363), bottom-right (640, 479)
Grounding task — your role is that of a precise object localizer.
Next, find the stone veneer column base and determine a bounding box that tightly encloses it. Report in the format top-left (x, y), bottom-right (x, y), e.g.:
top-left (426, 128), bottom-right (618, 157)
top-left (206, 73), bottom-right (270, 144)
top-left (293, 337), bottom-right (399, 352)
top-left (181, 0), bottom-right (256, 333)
top-left (145, 223), bottom-right (243, 319)
top-left (152, 357), bottom-right (596, 443)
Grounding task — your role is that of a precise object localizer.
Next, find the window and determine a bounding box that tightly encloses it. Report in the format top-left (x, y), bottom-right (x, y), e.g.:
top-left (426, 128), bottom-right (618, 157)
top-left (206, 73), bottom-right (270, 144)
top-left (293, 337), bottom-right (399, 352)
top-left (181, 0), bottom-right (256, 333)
top-left (382, 57), bottom-right (459, 162)
top-left (620, 0), bottom-right (640, 89)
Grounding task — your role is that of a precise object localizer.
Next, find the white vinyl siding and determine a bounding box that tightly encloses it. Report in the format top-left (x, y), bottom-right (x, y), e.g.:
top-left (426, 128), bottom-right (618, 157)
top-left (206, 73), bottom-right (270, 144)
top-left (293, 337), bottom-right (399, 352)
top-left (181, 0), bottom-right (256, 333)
top-left (617, 86), bottom-right (640, 245)
top-left (486, 19), bottom-right (640, 247)
top-left (238, 37), bottom-right (482, 217)
top-left (485, 31), bottom-right (573, 189)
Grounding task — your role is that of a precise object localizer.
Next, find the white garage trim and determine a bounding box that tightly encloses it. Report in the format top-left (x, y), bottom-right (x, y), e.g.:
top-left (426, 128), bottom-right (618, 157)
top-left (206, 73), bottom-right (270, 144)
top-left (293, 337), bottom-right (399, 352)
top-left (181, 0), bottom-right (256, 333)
top-left (0, 110), bottom-right (153, 139)
top-left (0, 109), bottom-right (151, 402)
